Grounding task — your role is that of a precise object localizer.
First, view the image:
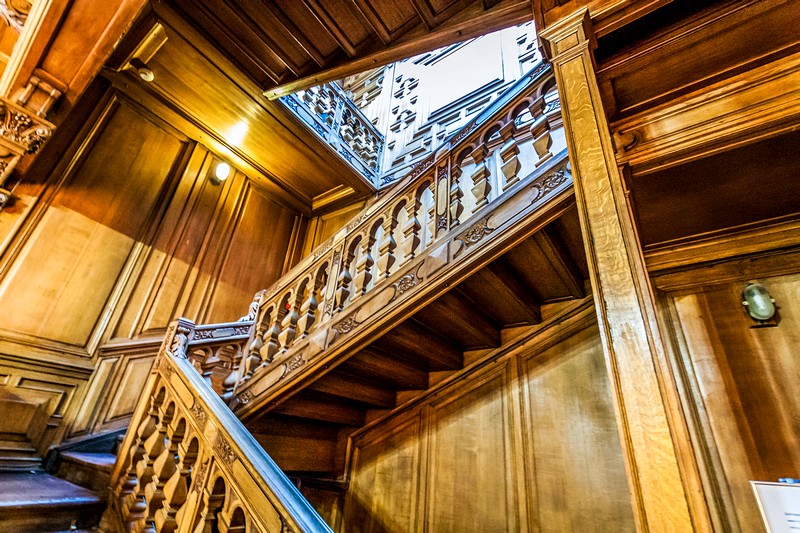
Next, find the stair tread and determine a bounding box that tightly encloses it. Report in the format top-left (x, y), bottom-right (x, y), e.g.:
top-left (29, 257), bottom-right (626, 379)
top-left (0, 473), bottom-right (103, 508)
top-left (59, 452), bottom-right (116, 471)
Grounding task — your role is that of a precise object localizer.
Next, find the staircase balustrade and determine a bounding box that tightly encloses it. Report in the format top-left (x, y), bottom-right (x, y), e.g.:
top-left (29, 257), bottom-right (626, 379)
top-left (105, 63), bottom-right (565, 532)
top-left (231, 63), bottom-right (567, 416)
top-left (104, 317), bottom-right (332, 533)
top-left (281, 82), bottom-right (384, 187)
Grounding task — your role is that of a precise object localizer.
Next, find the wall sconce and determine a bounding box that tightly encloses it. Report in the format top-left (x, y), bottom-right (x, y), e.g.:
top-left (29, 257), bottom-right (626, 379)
top-left (212, 161), bottom-right (231, 184)
top-left (742, 282), bottom-right (778, 327)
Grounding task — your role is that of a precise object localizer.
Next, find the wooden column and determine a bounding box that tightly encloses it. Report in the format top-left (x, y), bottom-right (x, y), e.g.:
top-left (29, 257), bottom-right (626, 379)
top-left (539, 10), bottom-right (708, 533)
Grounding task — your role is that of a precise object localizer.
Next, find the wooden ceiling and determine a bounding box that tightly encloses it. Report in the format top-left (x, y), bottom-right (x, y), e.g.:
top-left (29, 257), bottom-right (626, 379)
top-left (163, 0), bottom-right (534, 99)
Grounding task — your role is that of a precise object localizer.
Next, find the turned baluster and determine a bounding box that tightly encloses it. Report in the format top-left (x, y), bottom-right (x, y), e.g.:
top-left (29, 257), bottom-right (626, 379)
top-left (398, 198), bottom-right (422, 266)
top-left (376, 215), bottom-right (397, 279)
top-left (277, 292), bottom-right (301, 351)
top-left (426, 181), bottom-right (436, 246)
top-left (449, 165), bottom-right (464, 228)
top-left (259, 310), bottom-right (283, 364)
top-left (155, 438), bottom-right (198, 533)
top-left (119, 401), bottom-right (159, 521)
top-left (128, 405), bottom-right (171, 531)
top-left (529, 95), bottom-right (553, 166)
top-left (296, 286), bottom-right (319, 337)
top-left (334, 251), bottom-right (354, 312)
top-left (192, 483), bottom-right (226, 533)
top-left (470, 144), bottom-right (492, 213)
top-left (498, 121), bottom-right (522, 191)
top-left (351, 235), bottom-right (375, 300)
top-left (143, 419), bottom-right (183, 530)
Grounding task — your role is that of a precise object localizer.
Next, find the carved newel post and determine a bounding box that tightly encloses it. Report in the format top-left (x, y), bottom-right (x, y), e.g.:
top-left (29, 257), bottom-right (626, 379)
top-left (539, 9), bottom-right (709, 533)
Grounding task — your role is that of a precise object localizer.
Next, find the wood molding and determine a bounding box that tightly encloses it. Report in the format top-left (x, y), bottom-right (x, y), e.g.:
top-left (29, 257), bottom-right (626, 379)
top-left (611, 49), bottom-right (800, 175)
top-left (645, 217), bottom-right (800, 274)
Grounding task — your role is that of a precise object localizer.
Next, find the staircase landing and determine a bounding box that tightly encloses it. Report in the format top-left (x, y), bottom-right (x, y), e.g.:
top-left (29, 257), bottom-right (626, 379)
top-left (0, 472), bottom-right (104, 532)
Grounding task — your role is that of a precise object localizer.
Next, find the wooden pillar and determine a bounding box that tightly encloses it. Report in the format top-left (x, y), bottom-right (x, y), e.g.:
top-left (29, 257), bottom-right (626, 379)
top-left (539, 10), bottom-right (709, 533)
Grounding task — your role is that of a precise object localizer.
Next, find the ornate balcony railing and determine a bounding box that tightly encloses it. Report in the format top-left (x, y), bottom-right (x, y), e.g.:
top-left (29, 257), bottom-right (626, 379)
top-left (232, 62), bottom-right (565, 414)
top-left (281, 82), bottom-right (384, 187)
top-left (103, 316), bottom-right (332, 533)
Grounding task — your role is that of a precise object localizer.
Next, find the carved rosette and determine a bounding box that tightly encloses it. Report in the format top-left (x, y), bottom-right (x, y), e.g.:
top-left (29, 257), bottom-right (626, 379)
top-left (214, 436), bottom-right (237, 466)
top-left (238, 390), bottom-right (253, 405)
top-left (463, 218), bottom-right (493, 245)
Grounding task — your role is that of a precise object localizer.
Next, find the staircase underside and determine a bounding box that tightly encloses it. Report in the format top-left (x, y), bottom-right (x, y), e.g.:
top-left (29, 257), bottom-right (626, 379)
top-left (243, 201), bottom-right (589, 476)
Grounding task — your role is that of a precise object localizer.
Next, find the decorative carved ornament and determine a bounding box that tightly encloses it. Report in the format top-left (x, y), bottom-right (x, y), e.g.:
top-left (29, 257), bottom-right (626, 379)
top-left (346, 212), bottom-right (370, 232)
top-left (312, 241), bottom-right (333, 261)
top-left (437, 214), bottom-right (448, 231)
top-left (0, 100), bottom-right (53, 154)
top-left (214, 435), bottom-right (237, 466)
top-left (333, 314), bottom-right (360, 336)
top-left (281, 354), bottom-right (305, 378)
top-left (192, 461), bottom-right (208, 493)
top-left (453, 217), bottom-right (493, 258)
top-left (530, 164), bottom-right (571, 202)
top-left (390, 273), bottom-right (418, 302)
top-left (190, 402), bottom-right (207, 426)
top-left (238, 390), bottom-right (253, 405)
top-left (192, 324), bottom-right (250, 340)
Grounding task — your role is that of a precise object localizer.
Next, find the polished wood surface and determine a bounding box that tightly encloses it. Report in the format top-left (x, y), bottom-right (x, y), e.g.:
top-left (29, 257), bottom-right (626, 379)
top-left (163, 0), bottom-right (534, 99)
top-left (539, 10), bottom-right (704, 531)
top-left (654, 253), bottom-right (800, 532)
top-left (343, 313), bottom-right (634, 532)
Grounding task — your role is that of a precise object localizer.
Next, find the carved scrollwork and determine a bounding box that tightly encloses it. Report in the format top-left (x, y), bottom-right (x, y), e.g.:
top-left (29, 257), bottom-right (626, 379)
top-left (239, 290), bottom-right (265, 321)
top-left (462, 218), bottom-right (493, 245)
top-left (192, 461), bottom-right (208, 494)
top-left (0, 100), bottom-right (53, 153)
top-left (190, 402), bottom-right (207, 426)
top-left (334, 314), bottom-right (360, 336)
top-left (281, 354), bottom-right (305, 379)
top-left (390, 273), bottom-right (418, 302)
top-left (530, 165), bottom-right (570, 202)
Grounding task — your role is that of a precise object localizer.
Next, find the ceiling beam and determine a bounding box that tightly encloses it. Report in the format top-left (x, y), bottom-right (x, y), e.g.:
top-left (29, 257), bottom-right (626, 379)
top-left (265, 0), bottom-right (532, 99)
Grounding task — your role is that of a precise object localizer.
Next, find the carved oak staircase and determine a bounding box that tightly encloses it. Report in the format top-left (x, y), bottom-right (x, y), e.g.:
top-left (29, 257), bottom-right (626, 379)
top-left (101, 62), bottom-right (583, 531)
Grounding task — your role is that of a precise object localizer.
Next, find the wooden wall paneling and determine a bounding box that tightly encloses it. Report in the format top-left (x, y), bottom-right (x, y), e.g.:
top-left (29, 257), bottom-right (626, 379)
top-left (202, 180), bottom-right (301, 324)
top-left (0, 95), bottom-right (187, 351)
top-left (68, 355), bottom-right (118, 438)
top-left (425, 361), bottom-right (519, 532)
top-left (520, 322), bottom-right (635, 532)
top-left (666, 274), bottom-right (800, 533)
top-left (344, 410), bottom-right (424, 533)
top-left (109, 144), bottom-right (210, 340)
top-left (0, 356), bottom-right (88, 469)
top-left (301, 200), bottom-right (367, 257)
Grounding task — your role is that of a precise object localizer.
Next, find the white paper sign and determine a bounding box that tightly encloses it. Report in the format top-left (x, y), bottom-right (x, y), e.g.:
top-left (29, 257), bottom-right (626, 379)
top-left (751, 481), bottom-right (800, 533)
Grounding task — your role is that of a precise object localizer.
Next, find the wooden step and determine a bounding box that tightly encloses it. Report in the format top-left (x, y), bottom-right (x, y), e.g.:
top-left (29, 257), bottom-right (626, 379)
top-left (0, 473), bottom-right (104, 532)
top-left (55, 452), bottom-right (116, 494)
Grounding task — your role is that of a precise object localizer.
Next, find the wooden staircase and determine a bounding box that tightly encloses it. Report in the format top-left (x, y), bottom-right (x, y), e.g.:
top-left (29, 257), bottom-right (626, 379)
top-left (243, 207), bottom-right (588, 479)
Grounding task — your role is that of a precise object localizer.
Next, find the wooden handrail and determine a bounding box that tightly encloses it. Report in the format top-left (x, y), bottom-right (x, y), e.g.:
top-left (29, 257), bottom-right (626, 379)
top-left (231, 61), bottom-right (561, 407)
top-left (103, 318), bottom-right (332, 533)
